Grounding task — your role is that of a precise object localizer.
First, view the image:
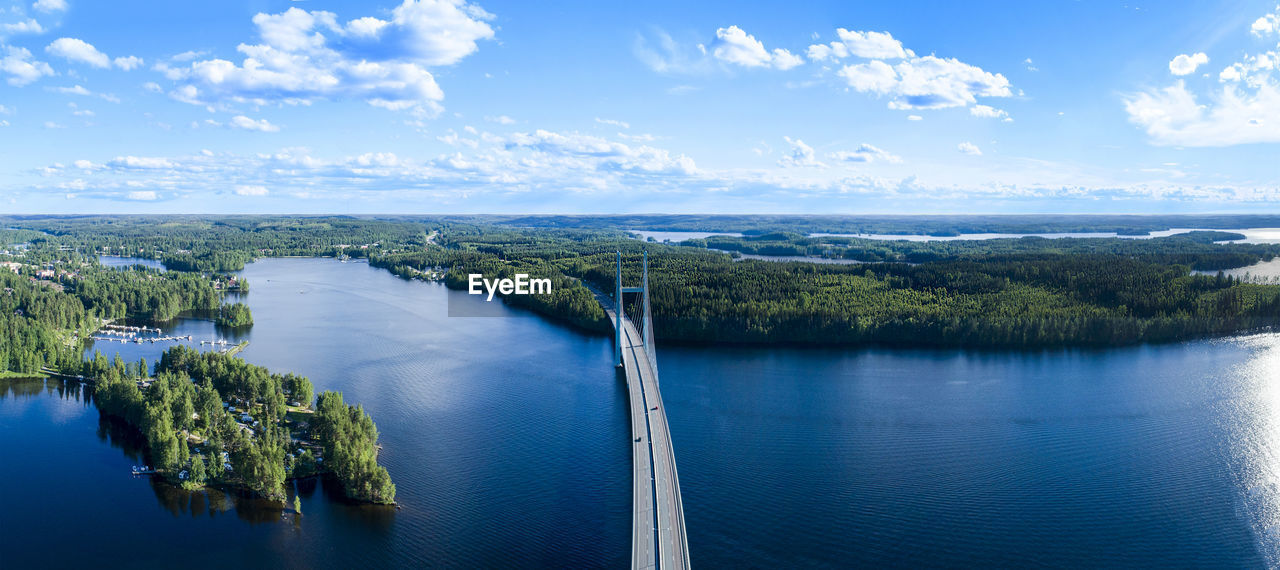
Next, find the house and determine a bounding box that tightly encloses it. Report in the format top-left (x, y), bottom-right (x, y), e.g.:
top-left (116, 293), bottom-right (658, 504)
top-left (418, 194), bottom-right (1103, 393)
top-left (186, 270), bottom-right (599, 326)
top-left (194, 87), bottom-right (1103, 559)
top-left (35, 269), bottom-right (54, 279)
top-left (240, 413), bottom-right (253, 423)
top-left (0, 262), bottom-right (21, 274)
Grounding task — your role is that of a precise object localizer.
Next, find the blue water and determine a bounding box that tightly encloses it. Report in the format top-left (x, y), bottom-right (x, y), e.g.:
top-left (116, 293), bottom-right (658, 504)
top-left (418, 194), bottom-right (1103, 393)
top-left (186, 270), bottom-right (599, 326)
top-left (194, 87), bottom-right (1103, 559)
top-left (4, 257), bottom-right (1280, 567)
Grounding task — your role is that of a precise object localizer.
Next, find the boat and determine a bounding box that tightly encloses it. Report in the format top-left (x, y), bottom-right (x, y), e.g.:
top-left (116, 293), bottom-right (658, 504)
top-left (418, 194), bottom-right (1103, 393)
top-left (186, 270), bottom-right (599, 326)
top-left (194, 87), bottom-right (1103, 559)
top-left (131, 465), bottom-right (156, 475)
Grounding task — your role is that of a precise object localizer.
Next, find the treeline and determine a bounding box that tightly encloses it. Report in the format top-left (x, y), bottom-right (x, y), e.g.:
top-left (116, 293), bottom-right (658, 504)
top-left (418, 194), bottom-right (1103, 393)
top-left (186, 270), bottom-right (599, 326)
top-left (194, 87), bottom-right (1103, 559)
top-left (216, 303), bottom-right (254, 327)
top-left (375, 226), bottom-right (1280, 348)
top-left (4, 216), bottom-right (433, 272)
top-left (686, 231), bottom-right (1280, 271)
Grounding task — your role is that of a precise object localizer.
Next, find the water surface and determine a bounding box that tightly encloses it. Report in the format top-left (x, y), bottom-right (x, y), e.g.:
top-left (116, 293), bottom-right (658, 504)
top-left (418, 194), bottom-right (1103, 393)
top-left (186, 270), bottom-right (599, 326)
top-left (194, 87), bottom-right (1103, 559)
top-left (5, 258), bottom-right (1280, 567)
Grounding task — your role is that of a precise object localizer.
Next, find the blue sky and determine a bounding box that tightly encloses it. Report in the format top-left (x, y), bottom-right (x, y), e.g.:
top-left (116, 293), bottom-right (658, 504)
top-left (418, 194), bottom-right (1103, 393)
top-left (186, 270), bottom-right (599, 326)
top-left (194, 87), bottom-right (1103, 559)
top-left (0, 0), bottom-right (1278, 214)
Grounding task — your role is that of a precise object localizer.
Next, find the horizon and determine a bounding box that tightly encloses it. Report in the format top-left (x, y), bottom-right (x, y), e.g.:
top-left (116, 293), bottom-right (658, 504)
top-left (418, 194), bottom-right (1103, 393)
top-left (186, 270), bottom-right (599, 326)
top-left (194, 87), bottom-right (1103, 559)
top-left (2, 0), bottom-right (1279, 214)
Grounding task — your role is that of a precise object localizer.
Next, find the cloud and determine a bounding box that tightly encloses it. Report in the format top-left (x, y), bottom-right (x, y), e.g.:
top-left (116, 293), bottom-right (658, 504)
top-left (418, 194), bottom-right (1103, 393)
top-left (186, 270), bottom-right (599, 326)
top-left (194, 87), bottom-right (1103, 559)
top-left (838, 54), bottom-right (1012, 110)
top-left (0, 104), bottom-right (10, 114)
top-left (113, 56), bottom-right (144, 71)
top-left (709, 25), bottom-right (803, 70)
top-left (634, 29), bottom-right (714, 74)
top-left (229, 115), bottom-right (280, 132)
top-left (808, 29), bottom-right (910, 61)
top-left (2, 18), bottom-right (45, 35)
top-left (46, 38), bottom-right (111, 68)
top-left (969, 104), bottom-right (1012, 121)
top-left (32, 0), bottom-right (67, 13)
top-left (1126, 6), bottom-right (1280, 146)
top-left (595, 117), bottom-right (630, 129)
top-left (126, 191), bottom-right (158, 201)
top-left (1125, 81), bottom-right (1280, 146)
top-left (906, 114), bottom-right (923, 121)
top-left (1168, 52), bottom-right (1208, 76)
top-left (957, 141), bottom-right (982, 155)
top-left (49, 83), bottom-right (119, 102)
top-left (1, 45), bottom-right (55, 86)
top-left (1253, 8), bottom-right (1279, 36)
top-left (234, 185), bottom-right (269, 196)
top-left (777, 136), bottom-right (823, 167)
top-left (157, 1), bottom-right (495, 115)
top-left (485, 114), bottom-right (516, 124)
top-left (43, 121), bottom-right (64, 128)
top-left (827, 143), bottom-right (901, 163)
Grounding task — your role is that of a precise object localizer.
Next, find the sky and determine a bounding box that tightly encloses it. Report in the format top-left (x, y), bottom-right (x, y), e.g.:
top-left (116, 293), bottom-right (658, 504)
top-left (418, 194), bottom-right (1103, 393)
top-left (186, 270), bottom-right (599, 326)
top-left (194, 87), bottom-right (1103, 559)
top-left (1, 0), bottom-right (1279, 215)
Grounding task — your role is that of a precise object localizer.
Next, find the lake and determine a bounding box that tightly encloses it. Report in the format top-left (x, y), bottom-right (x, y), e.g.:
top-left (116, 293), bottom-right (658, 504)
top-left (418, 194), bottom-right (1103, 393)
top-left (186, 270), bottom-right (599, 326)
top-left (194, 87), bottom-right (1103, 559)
top-left (4, 257), bottom-right (1280, 567)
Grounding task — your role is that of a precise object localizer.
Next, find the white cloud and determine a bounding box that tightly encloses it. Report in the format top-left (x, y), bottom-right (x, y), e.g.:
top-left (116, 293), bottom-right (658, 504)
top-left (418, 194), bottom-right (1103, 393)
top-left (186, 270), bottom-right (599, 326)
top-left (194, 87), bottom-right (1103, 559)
top-left (970, 104), bottom-right (1012, 121)
top-left (0, 104), bottom-right (11, 114)
top-left (840, 55), bottom-right (1012, 110)
top-left (1, 45), bottom-right (55, 86)
top-left (1169, 52), bottom-right (1208, 76)
top-left (46, 38), bottom-right (110, 68)
top-left (234, 185), bottom-right (269, 196)
top-left (807, 29), bottom-right (910, 61)
top-left (32, 0), bottom-right (67, 13)
top-left (710, 25), bottom-right (803, 70)
top-left (0, 120), bottom-right (9, 127)
top-left (1024, 58), bottom-right (1038, 72)
top-left (113, 56), bottom-right (144, 71)
top-left (229, 115), bottom-right (280, 132)
top-left (126, 190), bottom-right (158, 201)
top-left (485, 114), bottom-right (516, 124)
top-left (143, 81), bottom-right (162, 93)
top-left (595, 117), bottom-right (630, 129)
top-left (777, 136), bottom-right (823, 167)
top-left (1125, 81), bottom-right (1280, 146)
top-left (1126, 6), bottom-right (1280, 146)
top-left (958, 141), bottom-right (982, 155)
top-left (1253, 8), bottom-right (1279, 36)
top-left (159, 1), bottom-right (495, 114)
top-left (906, 114), bottom-right (923, 121)
top-left (43, 121), bottom-right (64, 129)
top-left (827, 143), bottom-right (901, 163)
top-left (2, 18), bottom-right (45, 35)
top-left (52, 83), bottom-right (88, 95)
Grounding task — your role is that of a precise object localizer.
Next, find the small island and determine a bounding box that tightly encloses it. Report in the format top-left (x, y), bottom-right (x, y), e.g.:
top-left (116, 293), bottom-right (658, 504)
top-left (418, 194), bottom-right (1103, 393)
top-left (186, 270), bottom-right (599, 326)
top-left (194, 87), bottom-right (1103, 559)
top-left (216, 302), bottom-right (254, 327)
top-left (93, 346), bottom-right (395, 504)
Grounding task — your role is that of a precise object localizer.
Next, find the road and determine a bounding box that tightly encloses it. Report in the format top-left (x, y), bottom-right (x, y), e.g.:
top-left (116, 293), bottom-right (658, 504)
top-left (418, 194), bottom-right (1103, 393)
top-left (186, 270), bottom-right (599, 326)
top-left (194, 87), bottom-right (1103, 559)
top-left (598, 292), bottom-right (690, 570)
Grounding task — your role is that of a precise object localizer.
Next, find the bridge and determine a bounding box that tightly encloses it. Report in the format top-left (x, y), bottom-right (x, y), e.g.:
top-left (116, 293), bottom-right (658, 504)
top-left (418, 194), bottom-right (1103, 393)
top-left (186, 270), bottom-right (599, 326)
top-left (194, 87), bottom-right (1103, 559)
top-left (596, 250), bottom-right (690, 570)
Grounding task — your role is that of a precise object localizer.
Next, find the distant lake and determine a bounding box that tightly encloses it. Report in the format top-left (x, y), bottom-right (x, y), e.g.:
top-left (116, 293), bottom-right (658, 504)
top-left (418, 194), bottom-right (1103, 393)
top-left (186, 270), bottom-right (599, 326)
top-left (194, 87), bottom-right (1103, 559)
top-left (4, 258), bottom-right (1280, 566)
top-left (99, 255), bottom-right (167, 272)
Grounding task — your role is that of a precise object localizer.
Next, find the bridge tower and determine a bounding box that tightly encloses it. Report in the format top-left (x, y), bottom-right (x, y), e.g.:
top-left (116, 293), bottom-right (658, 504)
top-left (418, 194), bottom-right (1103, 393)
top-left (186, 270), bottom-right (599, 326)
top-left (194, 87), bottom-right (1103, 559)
top-left (615, 250), bottom-right (658, 380)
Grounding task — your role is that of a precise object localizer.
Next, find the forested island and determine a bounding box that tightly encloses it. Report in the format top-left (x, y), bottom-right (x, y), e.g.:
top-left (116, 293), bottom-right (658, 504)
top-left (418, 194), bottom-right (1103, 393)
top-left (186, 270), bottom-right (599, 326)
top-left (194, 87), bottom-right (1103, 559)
top-left (216, 302), bottom-right (254, 327)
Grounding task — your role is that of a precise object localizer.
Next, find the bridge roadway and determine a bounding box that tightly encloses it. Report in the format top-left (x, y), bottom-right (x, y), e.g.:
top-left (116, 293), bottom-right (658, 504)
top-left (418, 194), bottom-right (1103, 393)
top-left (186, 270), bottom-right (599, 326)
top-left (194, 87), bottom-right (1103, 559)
top-left (597, 293), bottom-right (690, 570)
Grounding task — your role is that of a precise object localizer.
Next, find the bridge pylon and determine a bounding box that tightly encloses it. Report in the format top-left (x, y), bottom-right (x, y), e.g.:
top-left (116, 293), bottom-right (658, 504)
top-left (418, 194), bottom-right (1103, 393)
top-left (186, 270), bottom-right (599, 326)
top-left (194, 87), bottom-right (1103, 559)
top-left (615, 250), bottom-right (657, 380)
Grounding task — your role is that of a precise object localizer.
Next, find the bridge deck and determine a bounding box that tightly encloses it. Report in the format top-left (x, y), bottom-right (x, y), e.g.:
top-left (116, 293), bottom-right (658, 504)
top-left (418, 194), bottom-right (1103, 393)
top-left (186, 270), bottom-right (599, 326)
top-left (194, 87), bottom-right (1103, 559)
top-left (598, 293), bottom-right (690, 570)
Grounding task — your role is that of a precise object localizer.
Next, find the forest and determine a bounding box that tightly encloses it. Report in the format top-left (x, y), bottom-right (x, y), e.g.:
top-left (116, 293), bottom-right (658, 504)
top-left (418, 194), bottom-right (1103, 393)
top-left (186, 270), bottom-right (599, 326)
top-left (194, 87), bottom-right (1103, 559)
top-left (372, 225), bottom-right (1280, 348)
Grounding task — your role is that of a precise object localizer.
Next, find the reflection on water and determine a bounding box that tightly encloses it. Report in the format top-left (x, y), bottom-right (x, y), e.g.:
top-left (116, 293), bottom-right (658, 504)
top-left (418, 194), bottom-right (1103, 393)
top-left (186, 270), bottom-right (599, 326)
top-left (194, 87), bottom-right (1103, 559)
top-left (1220, 335), bottom-right (1280, 567)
